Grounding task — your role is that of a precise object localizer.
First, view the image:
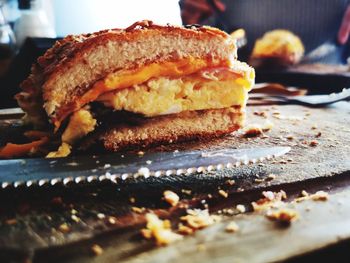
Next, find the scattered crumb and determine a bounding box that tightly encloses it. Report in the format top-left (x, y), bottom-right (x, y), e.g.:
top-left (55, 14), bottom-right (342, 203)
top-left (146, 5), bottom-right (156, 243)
top-left (5, 218), bottom-right (17, 225)
top-left (253, 111), bottom-right (268, 118)
top-left (311, 125), bottom-right (318, 130)
top-left (219, 189), bottom-right (229, 198)
top-left (311, 191), bottom-right (329, 201)
top-left (177, 223), bottom-right (194, 235)
top-left (146, 160), bottom-right (152, 165)
top-left (252, 191), bottom-right (287, 211)
top-left (243, 125), bottom-right (263, 138)
top-left (266, 208), bottom-right (299, 225)
top-left (108, 216), bottom-right (117, 225)
top-left (137, 151), bottom-right (145, 156)
top-left (301, 190), bottom-right (309, 197)
top-left (207, 194), bottom-right (213, 199)
top-left (129, 197), bottom-right (136, 204)
top-left (225, 221), bottom-right (239, 233)
top-left (141, 213), bottom-right (182, 246)
top-left (294, 190), bottom-right (329, 202)
top-left (236, 204), bottom-right (246, 213)
top-left (315, 132), bottom-right (322, 138)
top-left (58, 223), bottom-right (70, 233)
top-left (97, 213), bottom-right (105, 219)
top-left (163, 190), bottom-right (180, 206)
top-left (266, 174), bottom-right (276, 181)
top-left (181, 209), bottom-right (220, 229)
top-left (132, 207), bottom-right (146, 214)
top-left (286, 134), bottom-right (294, 140)
top-left (309, 140), bottom-right (319, 147)
top-left (71, 215), bottom-right (80, 223)
top-left (225, 179), bottom-right (235, 186)
top-left (181, 189), bottom-right (192, 195)
top-left (91, 244), bottom-right (103, 256)
top-left (254, 178), bottom-right (264, 183)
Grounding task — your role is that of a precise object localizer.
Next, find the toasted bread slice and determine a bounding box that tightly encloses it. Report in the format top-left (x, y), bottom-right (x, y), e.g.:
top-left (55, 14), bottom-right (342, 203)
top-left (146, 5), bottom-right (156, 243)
top-left (80, 106), bottom-right (243, 152)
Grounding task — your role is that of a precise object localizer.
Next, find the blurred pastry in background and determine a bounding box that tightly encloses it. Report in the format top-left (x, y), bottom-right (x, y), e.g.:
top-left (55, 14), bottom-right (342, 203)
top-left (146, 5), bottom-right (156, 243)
top-left (250, 29), bottom-right (305, 68)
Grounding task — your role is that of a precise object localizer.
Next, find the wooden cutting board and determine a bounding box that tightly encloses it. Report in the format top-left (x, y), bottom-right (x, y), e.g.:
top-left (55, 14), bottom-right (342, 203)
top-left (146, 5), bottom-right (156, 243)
top-left (0, 102), bottom-right (349, 262)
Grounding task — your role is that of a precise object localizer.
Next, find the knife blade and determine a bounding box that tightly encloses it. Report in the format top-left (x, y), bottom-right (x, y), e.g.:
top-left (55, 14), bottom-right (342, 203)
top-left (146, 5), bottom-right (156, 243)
top-left (0, 146), bottom-right (290, 188)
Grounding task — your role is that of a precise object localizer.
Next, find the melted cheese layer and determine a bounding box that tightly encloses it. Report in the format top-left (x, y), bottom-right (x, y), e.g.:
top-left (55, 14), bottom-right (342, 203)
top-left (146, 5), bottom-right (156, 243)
top-left (54, 57), bottom-right (228, 127)
top-left (97, 75), bottom-right (253, 117)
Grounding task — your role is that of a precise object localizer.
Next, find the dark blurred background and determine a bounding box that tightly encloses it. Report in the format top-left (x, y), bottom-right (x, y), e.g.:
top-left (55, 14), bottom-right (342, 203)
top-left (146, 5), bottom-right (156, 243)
top-left (0, 0), bottom-right (349, 108)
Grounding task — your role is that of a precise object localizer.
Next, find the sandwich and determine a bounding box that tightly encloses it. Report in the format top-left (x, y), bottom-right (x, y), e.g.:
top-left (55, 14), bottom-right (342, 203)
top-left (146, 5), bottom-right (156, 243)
top-left (15, 20), bottom-right (255, 157)
top-left (250, 29), bottom-right (304, 68)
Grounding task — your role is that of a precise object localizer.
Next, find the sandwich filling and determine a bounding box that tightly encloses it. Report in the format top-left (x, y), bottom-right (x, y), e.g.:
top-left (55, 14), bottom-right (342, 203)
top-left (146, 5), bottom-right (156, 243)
top-left (57, 61), bottom-right (254, 152)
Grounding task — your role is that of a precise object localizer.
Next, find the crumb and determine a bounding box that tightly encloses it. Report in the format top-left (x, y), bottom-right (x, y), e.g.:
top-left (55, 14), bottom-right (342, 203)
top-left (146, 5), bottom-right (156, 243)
top-left (137, 151), bottom-right (145, 156)
top-left (315, 132), bottom-right (322, 138)
top-left (146, 160), bottom-right (152, 165)
top-left (266, 208), bottom-right (299, 225)
top-left (311, 125), bottom-right (318, 130)
top-left (103, 164), bottom-right (111, 169)
top-left (218, 189), bottom-right (228, 198)
top-left (225, 221), bottom-right (239, 233)
top-left (207, 194), bottom-right (213, 199)
top-left (181, 209), bottom-right (220, 229)
top-left (243, 125), bottom-right (263, 138)
top-left (311, 191), bottom-right (329, 201)
top-left (254, 111), bottom-right (267, 118)
top-left (97, 213), bottom-right (105, 219)
top-left (71, 215), bottom-right (80, 223)
top-left (108, 216), bottom-right (117, 225)
top-left (163, 190), bottom-right (180, 206)
top-left (132, 207), bottom-right (146, 214)
top-left (252, 191), bottom-right (287, 211)
top-left (236, 204), bottom-right (246, 213)
top-left (5, 218), bottom-right (17, 225)
top-left (129, 197), bottom-right (136, 203)
top-left (225, 179), bottom-right (235, 186)
top-left (181, 189), bottom-right (192, 195)
top-left (266, 174), bottom-right (276, 181)
top-left (141, 213), bottom-right (182, 246)
top-left (294, 190), bottom-right (328, 202)
top-left (177, 223), bottom-right (194, 235)
top-left (58, 223), bottom-right (70, 233)
top-left (309, 140), bottom-right (319, 147)
top-left (301, 190), bottom-right (309, 197)
top-left (91, 244), bottom-right (103, 256)
top-left (254, 178), bottom-right (264, 183)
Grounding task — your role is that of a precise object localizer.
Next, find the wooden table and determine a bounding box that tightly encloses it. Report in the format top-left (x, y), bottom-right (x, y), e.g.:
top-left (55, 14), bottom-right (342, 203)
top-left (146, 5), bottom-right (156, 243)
top-left (0, 102), bottom-right (349, 263)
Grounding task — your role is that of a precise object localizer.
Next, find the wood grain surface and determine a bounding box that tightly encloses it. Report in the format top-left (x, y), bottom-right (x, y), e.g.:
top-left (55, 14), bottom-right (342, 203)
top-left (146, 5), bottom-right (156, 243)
top-left (0, 102), bottom-right (349, 262)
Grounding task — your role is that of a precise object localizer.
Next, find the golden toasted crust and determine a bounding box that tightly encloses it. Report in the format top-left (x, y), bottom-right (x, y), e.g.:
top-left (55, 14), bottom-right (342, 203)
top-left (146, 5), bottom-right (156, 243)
top-left (80, 106), bottom-right (243, 152)
top-left (19, 20), bottom-right (237, 126)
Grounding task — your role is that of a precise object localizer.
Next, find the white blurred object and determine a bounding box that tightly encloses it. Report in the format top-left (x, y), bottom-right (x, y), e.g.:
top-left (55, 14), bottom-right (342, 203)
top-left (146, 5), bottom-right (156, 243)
top-left (53, 0), bottom-right (182, 36)
top-left (14, 0), bottom-right (56, 48)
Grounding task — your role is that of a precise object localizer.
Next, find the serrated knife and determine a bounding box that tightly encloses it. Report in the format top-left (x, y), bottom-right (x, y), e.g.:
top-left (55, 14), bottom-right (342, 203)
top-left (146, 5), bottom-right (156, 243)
top-left (0, 146), bottom-right (290, 188)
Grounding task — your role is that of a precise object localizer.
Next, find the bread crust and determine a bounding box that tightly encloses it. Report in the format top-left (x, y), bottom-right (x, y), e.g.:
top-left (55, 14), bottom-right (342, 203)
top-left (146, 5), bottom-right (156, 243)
top-left (80, 106), bottom-right (243, 152)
